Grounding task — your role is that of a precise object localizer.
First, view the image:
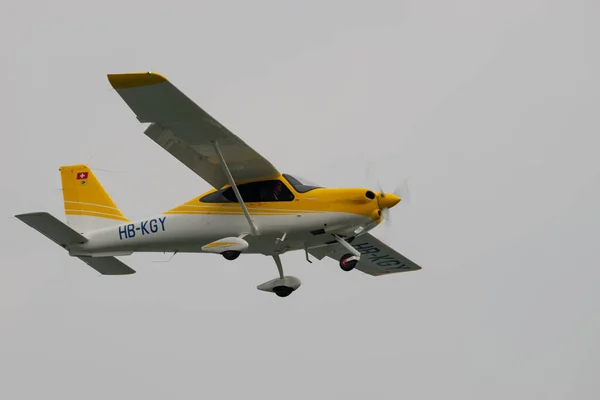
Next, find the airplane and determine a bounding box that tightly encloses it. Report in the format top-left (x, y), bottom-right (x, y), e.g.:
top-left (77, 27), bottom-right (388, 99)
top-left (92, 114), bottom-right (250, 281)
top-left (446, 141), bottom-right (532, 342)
top-left (15, 71), bottom-right (421, 298)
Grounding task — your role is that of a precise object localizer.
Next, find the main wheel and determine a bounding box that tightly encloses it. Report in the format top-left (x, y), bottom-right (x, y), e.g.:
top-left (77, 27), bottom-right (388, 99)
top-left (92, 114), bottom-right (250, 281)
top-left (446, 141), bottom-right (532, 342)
top-left (222, 250), bottom-right (241, 261)
top-left (273, 286), bottom-right (294, 297)
top-left (339, 253), bottom-right (357, 271)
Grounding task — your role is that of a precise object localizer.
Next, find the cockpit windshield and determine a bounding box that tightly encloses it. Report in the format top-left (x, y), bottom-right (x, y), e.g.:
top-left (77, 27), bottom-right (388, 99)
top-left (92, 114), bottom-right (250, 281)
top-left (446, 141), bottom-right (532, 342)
top-left (282, 174), bottom-right (323, 193)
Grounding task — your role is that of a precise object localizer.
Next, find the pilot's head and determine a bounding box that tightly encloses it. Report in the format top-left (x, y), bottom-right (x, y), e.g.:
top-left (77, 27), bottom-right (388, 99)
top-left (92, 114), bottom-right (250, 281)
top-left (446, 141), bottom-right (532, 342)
top-left (273, 181), bottom-right (282, 195)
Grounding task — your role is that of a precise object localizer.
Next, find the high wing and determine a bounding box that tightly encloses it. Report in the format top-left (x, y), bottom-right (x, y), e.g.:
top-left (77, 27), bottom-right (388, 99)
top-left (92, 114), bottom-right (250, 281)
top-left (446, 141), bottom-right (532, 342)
top-left (107, 72), bottom-right (280, 189)
top-left (309, 233), bottom-right (422, 276)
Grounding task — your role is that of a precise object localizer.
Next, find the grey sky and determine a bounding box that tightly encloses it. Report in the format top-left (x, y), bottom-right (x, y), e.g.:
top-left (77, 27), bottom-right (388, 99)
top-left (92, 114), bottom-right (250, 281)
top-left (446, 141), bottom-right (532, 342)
top-left (1, 0), bottom-right (599, 398)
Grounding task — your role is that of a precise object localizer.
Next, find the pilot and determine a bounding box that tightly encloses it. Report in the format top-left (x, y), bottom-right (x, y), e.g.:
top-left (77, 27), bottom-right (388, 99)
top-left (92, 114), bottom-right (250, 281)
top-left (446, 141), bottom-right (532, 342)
top-left (260, 181), bottom-right (292, 201)
top-left (272, 181), bottom-right (283, 200)
top-left (259, 182), bottom-right (279, 202)
top-left (270, 181), bottom-right (293, 201)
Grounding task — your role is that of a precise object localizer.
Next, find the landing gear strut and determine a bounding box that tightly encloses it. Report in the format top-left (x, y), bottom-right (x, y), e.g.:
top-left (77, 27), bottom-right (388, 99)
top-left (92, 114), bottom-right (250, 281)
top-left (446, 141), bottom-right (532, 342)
top-left (257, 254), bottom-right (301, 297)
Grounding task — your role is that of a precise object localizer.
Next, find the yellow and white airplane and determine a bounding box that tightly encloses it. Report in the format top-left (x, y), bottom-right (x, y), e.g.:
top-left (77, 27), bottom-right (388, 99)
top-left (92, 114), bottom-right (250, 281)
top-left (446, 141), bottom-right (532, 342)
top-left (16, 72), bottom-right (421, 297)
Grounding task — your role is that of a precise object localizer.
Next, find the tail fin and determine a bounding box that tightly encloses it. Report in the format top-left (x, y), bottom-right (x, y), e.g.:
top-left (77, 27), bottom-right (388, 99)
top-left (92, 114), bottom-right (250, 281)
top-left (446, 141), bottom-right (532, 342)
top-left (59, 164), bottom-right (129, 233)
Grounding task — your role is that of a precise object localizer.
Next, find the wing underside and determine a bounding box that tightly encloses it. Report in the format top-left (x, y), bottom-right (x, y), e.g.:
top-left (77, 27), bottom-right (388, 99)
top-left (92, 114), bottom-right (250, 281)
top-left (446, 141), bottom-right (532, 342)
top-left (108, 72), bottom-right (280, 189)
top-left (310, 233), bottom-right (422, 276)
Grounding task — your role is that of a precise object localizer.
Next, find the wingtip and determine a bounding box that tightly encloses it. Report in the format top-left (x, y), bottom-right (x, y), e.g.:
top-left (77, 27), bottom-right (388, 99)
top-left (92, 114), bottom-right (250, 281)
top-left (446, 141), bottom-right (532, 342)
top-left (107, 71), bottom-right (168, 89)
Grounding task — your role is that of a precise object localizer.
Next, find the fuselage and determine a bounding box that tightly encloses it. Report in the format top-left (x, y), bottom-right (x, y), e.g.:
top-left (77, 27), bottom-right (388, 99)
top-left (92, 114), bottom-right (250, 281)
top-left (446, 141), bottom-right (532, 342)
top-left (69, 177), bottom-right (396, 257)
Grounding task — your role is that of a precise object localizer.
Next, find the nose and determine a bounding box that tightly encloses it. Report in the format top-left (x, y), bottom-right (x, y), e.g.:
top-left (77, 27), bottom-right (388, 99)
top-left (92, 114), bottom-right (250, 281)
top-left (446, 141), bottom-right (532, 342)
top-left (378, 193), bottom-right (401, 209)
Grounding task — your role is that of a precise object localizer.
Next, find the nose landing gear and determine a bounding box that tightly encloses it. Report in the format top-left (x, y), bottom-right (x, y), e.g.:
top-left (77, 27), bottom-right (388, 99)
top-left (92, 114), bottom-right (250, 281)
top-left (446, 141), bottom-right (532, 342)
top-left (257, 254), bottom-right (301, 297)
top-left (273, 285), bottom-right (295, 298)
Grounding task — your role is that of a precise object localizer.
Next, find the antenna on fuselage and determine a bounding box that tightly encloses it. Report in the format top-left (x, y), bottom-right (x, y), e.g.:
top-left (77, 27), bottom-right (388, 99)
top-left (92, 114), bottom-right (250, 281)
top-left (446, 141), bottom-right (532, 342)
top-left (153, 251), bottom-right (178, 263)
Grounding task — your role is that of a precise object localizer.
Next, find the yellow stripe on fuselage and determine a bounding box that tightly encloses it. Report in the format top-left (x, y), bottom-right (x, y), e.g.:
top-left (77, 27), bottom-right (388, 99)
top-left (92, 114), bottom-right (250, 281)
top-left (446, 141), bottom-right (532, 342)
top-left (165, 176), bottom-right (383, 221)
top-left (164, 205), bottom-right (325, 216)
top-left (172, 204), bottom-right (323, 213)
top-left (164, 211), bottom-right (317, 216)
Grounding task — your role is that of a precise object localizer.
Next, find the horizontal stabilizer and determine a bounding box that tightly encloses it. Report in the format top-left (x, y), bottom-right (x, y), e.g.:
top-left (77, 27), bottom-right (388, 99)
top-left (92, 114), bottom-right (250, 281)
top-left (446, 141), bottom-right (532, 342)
top-left (16, 212), bottom-right (87, 247)
top-left (77, 256), bottom-right (136, 275)
top-left (16, 212), bottom-right (136, 275)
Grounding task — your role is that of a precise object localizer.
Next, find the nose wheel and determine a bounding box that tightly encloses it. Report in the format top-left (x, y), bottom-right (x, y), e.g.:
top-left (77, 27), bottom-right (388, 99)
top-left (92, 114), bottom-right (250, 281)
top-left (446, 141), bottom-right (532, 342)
top-left (273, 286), bottom-right (295, 297)
top-left (257, 254), bottom-right (301, 297)
top-left (339, 253), bottom-right (359, 271)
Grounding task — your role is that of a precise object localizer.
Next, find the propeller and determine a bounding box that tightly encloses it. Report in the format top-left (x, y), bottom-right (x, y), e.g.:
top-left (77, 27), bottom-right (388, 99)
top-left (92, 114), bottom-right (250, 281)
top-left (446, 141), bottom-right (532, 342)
top-left (364, 162), bottom-right (412, 231)
top-left (391, 178), bottom-right (411, 205)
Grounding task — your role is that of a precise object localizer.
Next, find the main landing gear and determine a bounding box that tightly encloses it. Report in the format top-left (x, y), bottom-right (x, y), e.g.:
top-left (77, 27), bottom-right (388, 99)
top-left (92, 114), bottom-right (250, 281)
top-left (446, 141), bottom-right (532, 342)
top-left (202, 237), bottom-right (248, 260)
top-left (221, 250), bottom-right (240, 261)
top-left (257, 254), bottom-right (301, 298)
top-left (339, 253), bottom-right (359, 271)
top-left (333, 234), bottom-right (361, 272)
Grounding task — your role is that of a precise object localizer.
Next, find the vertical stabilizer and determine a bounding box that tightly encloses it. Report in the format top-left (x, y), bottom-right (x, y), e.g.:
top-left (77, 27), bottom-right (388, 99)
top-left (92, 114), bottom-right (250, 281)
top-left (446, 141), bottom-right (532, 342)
top-left (59, 164), bottom-right (129, 233)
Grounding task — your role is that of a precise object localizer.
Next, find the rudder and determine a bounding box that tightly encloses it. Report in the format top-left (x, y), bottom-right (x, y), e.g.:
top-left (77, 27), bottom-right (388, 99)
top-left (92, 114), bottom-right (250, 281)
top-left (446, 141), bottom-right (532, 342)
top-left (60, 164), bottom-right (129, 233)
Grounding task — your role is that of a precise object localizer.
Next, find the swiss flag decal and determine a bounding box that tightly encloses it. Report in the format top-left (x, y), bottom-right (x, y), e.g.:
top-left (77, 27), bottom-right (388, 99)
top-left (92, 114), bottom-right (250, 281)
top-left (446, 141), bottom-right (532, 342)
top-left (76, 172), bottom-right (89, 180)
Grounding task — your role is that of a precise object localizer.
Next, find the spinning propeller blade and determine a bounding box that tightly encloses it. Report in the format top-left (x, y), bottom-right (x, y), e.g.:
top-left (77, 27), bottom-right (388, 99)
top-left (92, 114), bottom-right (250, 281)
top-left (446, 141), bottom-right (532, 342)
top-left (364, 162), bottom-right (413, 242)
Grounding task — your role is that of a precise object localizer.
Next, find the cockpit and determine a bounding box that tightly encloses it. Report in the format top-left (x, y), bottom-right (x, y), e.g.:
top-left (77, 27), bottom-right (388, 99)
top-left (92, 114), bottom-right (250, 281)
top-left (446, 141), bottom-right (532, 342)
top-left (199, 174), bottom-right (323, 203)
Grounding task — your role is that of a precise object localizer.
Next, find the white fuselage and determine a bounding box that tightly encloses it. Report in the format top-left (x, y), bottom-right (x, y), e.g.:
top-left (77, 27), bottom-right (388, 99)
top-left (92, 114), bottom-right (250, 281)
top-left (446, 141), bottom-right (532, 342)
top-left (69, 211), bottom-right (376, 257)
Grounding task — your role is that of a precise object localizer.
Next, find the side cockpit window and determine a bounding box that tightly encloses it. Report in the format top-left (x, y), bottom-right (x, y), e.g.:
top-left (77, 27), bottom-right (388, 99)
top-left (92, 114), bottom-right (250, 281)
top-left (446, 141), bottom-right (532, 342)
top-left (254, 180), bottom-right (294, 202)
top-left (199, 180), bottom-right (294, 203)
top-left (199, 190), bottom-right (231, 203)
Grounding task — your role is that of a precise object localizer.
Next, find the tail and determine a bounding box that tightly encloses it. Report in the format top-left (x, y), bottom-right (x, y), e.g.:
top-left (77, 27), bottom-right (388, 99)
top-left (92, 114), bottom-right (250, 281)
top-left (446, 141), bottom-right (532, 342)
top-left (59, 164), bottom-right (129, 233)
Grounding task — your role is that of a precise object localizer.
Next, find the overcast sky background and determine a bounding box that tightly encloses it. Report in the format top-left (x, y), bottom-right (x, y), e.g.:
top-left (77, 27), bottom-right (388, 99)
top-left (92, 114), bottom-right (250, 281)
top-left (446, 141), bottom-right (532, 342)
top-left (1, 1), bottom-right (598, 398)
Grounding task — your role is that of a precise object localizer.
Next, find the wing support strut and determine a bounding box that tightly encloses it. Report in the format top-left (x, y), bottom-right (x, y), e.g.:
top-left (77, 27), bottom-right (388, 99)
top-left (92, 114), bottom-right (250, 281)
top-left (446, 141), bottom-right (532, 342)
top-left (212, 141), bottom-right (259, 235)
